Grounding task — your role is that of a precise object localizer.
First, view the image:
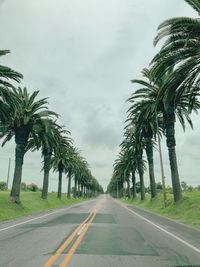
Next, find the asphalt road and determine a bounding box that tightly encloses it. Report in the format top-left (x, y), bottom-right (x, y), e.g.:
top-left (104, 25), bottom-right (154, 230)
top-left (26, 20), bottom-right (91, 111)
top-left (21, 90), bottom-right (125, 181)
top-left (0, 195), bottom-right (200, 267)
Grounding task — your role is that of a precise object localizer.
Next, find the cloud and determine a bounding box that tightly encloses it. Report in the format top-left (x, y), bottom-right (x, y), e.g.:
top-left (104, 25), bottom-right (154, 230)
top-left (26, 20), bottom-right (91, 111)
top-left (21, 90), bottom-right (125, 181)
top-left (81, 99), bottom-right (121, 150)
top-left (0, 0), bottom-right (5, 5)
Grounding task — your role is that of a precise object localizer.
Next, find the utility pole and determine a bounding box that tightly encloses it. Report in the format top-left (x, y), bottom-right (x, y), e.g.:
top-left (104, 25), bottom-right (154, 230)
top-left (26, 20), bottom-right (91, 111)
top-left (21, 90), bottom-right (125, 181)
top-left (6, 157), bottom-right (11, 189)
top-left (158, 134), bottom-right (167, 207)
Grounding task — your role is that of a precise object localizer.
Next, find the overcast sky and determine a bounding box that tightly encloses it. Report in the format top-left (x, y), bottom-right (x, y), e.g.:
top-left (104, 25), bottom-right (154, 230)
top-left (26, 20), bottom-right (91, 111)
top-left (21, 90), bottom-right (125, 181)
top-left (0, 0), bottom-right (199, 192)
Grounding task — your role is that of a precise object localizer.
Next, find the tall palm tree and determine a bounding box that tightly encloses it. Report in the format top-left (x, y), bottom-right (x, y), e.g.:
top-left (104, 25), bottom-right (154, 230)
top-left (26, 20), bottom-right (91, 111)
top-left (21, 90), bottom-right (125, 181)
top-left (113, 152), bottom-right (131, 198)
top-left (80, 164), bottom-right (93, 198)
top-left (63, 146), bottom-right (80, 199)
top-left (27, 119), bottom-right (65, 199)
top-left (73, 156), bottom-right (88, 198)
top-left (112, 160), bottom-right (125, 198)
top-left (51, 135), bottom-right (72, 199)
top-left (131, 68), bottom-right (199, 203)
top-left (120, 128), bottom-right (146, 200)
top-left (0, 87), bottom-right (57, 204)
top-left (151, 0), bottom-right (200, 103)
top-left (127, 100), bottom-right (158, 199)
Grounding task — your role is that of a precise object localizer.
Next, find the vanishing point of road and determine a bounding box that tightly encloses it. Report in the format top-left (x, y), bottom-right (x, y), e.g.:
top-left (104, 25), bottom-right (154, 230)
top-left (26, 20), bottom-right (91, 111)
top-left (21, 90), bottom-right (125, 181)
top-left (0, 195), bottom-right (200, 267)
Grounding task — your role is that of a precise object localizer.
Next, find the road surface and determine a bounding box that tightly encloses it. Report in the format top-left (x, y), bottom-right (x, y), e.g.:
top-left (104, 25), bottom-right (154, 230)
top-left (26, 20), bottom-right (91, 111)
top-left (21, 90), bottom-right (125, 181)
top-left (0, 195), bottom-right (200, 267)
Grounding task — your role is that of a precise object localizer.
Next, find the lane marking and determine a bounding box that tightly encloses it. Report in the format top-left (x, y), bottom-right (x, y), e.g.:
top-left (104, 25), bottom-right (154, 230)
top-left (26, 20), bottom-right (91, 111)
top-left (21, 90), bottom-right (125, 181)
top-left (77, 224), bottom-right (87, 235)
top-left (43, 199), bottom-right (104, 267)
top-left (43, 207), bottom-right (96, 267)
top-left (116, 200), bottom-right (200, 254)
top-left (0, 201), bottom-right (91, 233)
top-left (60, 202), bottom-right (102, 267)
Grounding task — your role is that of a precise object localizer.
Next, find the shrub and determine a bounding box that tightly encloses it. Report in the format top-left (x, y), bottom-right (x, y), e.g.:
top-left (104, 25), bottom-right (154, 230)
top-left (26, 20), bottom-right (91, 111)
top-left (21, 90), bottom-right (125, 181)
top-left (187, 186), bottom-right (194, 192)
top-left (0, 181), bottom-right (7, 191)
top-left (166, 186), bottom-right (173, 194)
top-left (21, 182), bottom-right (27, 191)
top-left (196, 185), bottom-right (200, 191)
top-left (27, 183), bottom-right (39, 192)
top-left (156, 182), bottom-right (163, 190)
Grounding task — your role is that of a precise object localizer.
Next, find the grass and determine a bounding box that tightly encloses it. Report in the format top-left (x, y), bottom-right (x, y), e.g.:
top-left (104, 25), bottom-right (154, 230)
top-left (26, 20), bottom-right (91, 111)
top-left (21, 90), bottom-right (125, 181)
top-left (0, 191), bottom-right (92, 222)
top-left (120, 191), bottom-right (200, 230)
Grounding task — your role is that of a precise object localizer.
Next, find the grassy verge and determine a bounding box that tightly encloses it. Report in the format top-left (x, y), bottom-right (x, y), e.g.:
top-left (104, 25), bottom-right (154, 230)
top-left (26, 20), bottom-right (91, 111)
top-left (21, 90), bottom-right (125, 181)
top-left (120, 191), bottom-right (200, 230)
top-left (0, 191), bottom-right (92, 222)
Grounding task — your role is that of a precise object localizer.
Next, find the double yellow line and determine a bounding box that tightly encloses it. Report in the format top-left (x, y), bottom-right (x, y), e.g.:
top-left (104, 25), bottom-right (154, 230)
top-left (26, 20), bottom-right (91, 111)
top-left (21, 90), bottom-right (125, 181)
top-left (43, 199), bottom-right (103, 267)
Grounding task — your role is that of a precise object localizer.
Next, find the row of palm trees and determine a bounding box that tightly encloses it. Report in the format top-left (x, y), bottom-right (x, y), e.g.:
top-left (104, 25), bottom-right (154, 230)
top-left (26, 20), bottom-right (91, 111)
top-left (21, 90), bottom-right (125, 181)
top-left (0, 50), bottom-right (103, 204)
top-left (107, 0), bottom-right (200, 204)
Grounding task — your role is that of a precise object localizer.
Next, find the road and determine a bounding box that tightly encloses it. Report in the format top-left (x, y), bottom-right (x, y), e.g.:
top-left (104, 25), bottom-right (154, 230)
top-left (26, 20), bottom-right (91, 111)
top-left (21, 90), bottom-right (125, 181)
top-left (0, 195), bottom-right (200, 267)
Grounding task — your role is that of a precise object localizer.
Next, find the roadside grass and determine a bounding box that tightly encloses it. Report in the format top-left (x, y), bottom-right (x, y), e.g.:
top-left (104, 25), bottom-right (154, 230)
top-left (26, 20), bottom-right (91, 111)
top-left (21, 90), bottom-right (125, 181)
top-left (120, 191), bottom-right (200, 230)
top-left (0, 191), bottom-right (92, 222)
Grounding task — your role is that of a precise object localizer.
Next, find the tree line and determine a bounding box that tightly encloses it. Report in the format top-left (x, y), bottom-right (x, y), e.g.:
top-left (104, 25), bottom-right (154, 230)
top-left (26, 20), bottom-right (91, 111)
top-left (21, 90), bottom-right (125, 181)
top-left (0, 50), bottom-right (103, 204)
top-left (107, 0), bottom-right (200, 204)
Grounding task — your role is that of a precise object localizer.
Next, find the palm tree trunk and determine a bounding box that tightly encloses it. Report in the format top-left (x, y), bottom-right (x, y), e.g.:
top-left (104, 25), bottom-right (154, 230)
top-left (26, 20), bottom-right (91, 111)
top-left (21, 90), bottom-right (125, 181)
top-left (81, 184), bottom-right (83, 197)
top-left (67, 170), bottom-right (72, 199)
top-left (119, 182), bottom-right (123, 198)
top-left (84, 186), bottom-right (86, 198)
top-left (10, 144), bottom-right (25, 204)
top-left (168, 147), bottom-right (182, 203)
top-left (163, 107), bottom-right (182, 203)
top-left (41, 151), bottom-right (51, 199)
top-left (131, 168), bottom-right (137, 198)
top-left (78, 182), bottom-right (80, 197)
top-left (57, 169), bottom-right (62, 199)
top-left (138, 158), bottom-right (145, 200)
top-left (74, 177), bottom-right (77, 198)
top-left (145, 138), bottom-right (157, 199)
top-left (127, 176), bottom-right (130, 198)
top-left (10, 127), bottom-right (30, 204)
top-left (86, 187), bottom-right (88, 198)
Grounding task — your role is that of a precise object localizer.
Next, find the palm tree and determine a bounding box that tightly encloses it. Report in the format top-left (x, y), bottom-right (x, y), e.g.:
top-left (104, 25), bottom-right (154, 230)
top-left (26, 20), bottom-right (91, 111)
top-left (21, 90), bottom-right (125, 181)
top-left (0, 87), bottom-right (14, 126)
top-left (130, 68), bottom-right (199, 203)
top-left (80, 164), bottom-right (92, 198)
top-left (127, 100), bottom-right (158, 199)
top-left (27, 119), bottom-right (65, 199)
top-left (63, 146), bottom-right (81, 199)
top-left (113, 152), bottom-right (131, 198)
top-left (151, 0), bottom-right (200, 103)
top-left (0, 50), bottom-right (23, 88)
top-left (112, 162), bottom-right (124, 198)
top-left (73, 156), bottom-right (88, 198)
top-left (0, 50), bottom-right (23, 146)
top-left (51, 135), bottom-right (72, 199)
top-left (0, 87), bottom-right (57, 204)
top-left (121, 127), bottom-right (146, 201)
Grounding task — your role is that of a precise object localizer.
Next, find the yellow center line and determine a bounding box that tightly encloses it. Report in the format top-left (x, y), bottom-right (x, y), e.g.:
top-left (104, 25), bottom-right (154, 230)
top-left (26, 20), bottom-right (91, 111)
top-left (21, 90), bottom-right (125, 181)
top-left (60, 201), bottom-right (103, 267)
top-left (43, 199), bottom-right (103, 267)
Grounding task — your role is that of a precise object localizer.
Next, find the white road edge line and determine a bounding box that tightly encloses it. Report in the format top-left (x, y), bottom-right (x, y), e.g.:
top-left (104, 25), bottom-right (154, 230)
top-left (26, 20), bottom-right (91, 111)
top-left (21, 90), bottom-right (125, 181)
top-left (0, 201), bottom-right (89, 233)
top-left (117, 200), bottom-right (200, 254)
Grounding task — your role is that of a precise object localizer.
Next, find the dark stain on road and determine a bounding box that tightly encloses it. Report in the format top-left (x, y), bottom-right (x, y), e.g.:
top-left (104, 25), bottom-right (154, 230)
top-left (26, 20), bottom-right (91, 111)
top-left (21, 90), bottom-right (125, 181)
top-left (93, 213), bottom-right (116, 224)
top-left (75, 225), bottom-right (159, 256)
top-left (21, 213), bottom-right (90, 228)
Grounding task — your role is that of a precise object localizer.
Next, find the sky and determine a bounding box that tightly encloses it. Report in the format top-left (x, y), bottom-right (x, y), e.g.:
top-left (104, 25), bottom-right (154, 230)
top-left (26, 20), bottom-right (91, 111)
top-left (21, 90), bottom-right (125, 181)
top-left (0, 0), bottom-right (199, 192)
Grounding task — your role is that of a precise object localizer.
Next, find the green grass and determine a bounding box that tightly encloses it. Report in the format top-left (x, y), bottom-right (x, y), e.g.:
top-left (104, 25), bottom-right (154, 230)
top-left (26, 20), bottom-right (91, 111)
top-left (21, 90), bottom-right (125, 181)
top-left (120, 191), bottom-right (200, 230)
top-left (0, 191), bottom-right (92, 222)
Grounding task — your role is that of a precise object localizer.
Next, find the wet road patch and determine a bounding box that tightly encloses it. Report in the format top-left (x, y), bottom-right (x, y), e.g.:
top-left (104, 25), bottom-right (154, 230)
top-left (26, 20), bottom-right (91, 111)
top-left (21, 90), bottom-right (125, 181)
top-left (21, 213), bottom-right (89, 228)
top-left (75, 225), bottom-right (158, 256)
top-left (93, 213), bottom-right (116, 224)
